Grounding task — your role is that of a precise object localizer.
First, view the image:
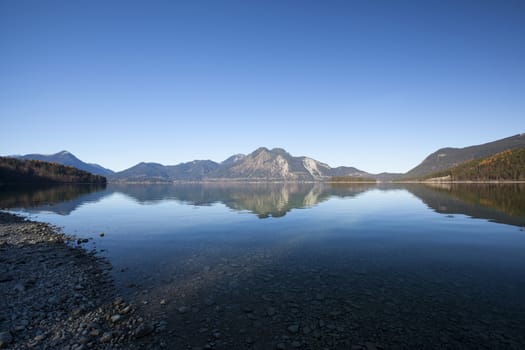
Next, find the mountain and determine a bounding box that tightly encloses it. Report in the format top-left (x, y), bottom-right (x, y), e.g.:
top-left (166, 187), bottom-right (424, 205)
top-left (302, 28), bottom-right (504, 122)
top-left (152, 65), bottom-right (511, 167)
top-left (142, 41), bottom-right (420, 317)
top-left (168, 160), bottom-right (220, 180)
top-left (374, 172), bottom-right (403, 181)
top-left (207, 147), bottom-right (371, 181)
top-left (110, 147), bottom-right (371, 182)
top-left (423, 148), bottom-right (525, 182)
top-left (110, 160), bottom-right (219, 182)
top-left (0, 157), bottom-right (107, 185)
top-left (15, 151), bottom-right (114, 176)
top-left (220, 154), bottom-right (246, 167)
top-left (404, 134), bottom-right (525, 179)
top-left (110, 162), bottom-right (173, 182)
top-left (210, 147), bottom-right (313, 181)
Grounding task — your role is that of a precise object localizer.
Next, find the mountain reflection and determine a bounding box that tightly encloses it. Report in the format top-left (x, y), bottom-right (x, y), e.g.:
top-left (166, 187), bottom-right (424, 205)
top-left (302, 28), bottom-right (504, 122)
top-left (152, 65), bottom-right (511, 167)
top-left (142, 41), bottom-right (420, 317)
top-left (2, 183), bottom-right (524, 227)
top-left (112, 183), bottom-right (375, 218)
top-left (0, 184), bottom-right (107, 215)
top-left (405, 183), bottom-right (525, 227)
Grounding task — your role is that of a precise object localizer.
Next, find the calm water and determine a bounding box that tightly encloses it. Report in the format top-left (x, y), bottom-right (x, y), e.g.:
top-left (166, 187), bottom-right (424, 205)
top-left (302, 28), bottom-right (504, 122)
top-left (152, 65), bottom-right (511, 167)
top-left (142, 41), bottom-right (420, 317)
top-left (3, 183), bottom-right (525, 349)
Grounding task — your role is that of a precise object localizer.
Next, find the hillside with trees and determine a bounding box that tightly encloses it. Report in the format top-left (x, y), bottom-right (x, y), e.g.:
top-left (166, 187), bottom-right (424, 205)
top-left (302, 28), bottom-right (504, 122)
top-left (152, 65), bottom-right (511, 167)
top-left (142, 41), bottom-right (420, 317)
top-left (15, 150), bottom-right (114, 176)
top-left (328, 176), bottom-right (377, 183)
top-left (423, 148), bottom-right (525, 181)
top-left (0, 157), bottom-right (107, 185)
top-left (404, 133), bottom-right (525, 179)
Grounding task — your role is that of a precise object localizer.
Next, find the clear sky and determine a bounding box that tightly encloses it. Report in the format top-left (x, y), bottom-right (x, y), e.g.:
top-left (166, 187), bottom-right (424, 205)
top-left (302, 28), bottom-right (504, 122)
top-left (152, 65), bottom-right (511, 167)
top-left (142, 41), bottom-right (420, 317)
top-left (1, 0), bottom-right (524, 173)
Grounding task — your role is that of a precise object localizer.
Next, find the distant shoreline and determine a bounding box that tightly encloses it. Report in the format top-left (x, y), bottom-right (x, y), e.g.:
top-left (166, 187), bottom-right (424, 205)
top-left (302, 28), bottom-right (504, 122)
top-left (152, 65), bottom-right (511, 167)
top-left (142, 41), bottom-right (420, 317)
top-left (105, 180), bottom-right (525, 185)
top-left (407, 180), bottom-right (525, 184)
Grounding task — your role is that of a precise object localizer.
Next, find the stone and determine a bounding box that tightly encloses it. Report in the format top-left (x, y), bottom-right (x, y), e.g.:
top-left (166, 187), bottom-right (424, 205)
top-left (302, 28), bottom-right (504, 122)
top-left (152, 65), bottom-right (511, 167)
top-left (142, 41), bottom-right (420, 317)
top-left (291, 341), bottom-right (301, 348)
top-left (110, 314), bottom-right (121, 323)
top-left (0, 332), bottom-right (13, 348)
top-left (0, 274), bottom-right (13, 283)
top-left (34, 333), bottom-right (47, 341)
top-left (89, 329), bottom-right (101, 337)
top-left (276, 343), bottom-right (286, 350)
top-left (135, 323), bottom-right (154, 339)
top-left (267, 307), bottom-right (277, 316)
top-left (47, 296), bottom-right (60, 305)
top-left (155, 320), bottom-right (168, 332)
top-left (13, 325), bottom-right (26, 332)
top-left (72, 308), bottom-right (84, 316)
top-left (100, 332), bottom-right (112, 343)
top-left (287, 325), bottom-right (299, 334)
top-left (365, 342), bottom-right (378, 350)
top-left (24, 278), bottom-right (37, 288)
top-left (177, 306), bottom-right (190, 314)
top-left (13, 283), bottom-right (25, 292)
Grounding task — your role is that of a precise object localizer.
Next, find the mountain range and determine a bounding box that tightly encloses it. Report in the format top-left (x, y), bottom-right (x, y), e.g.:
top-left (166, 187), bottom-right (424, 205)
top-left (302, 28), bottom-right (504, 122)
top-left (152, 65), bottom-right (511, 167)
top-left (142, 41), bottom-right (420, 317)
top-left (8, 133), bottom-right (525, 182)
top-left (109, 147), bottom-right (371, 182)
top-left (403, 133), bottom-right (525, 179)
top-left (15, 151), bottom-right (114, 176)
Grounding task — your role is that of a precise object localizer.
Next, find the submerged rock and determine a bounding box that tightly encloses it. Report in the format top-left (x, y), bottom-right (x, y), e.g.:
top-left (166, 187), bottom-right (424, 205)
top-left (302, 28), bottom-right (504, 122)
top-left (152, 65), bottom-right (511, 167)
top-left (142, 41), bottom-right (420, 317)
top-left (0, 212), bottom-right (163, 350)
top-left (134, 323), bottom-right (154, 339)
top-left (0, 331), bottom-right (13, 348)
top-left (287, 325), bottom-right (299, 334)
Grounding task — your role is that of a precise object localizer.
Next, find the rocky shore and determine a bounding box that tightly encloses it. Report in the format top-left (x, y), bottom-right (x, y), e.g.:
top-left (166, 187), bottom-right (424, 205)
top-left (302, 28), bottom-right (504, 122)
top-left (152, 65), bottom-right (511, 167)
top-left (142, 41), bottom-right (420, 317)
top-left (2, 211), bottom-right (524, 350)
top-left (0, 212), bottom-right (163, 349)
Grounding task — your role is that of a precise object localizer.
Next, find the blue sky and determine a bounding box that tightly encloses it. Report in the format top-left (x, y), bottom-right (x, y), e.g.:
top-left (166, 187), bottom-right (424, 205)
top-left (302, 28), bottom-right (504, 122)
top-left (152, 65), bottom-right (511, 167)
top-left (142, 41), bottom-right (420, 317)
top-left (1, 0), bottom-right (524, 173)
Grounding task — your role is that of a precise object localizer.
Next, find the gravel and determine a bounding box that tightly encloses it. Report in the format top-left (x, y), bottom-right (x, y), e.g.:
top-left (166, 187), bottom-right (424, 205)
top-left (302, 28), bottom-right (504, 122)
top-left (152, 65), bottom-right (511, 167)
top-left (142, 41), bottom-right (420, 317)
top-left (0, 211), bottom-right (163, 349)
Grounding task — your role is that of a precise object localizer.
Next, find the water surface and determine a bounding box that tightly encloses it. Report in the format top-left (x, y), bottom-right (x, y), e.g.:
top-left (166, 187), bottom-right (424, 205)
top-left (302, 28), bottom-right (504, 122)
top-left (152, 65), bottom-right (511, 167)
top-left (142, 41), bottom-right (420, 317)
top-left (3, 183), bottom-right (525, 349)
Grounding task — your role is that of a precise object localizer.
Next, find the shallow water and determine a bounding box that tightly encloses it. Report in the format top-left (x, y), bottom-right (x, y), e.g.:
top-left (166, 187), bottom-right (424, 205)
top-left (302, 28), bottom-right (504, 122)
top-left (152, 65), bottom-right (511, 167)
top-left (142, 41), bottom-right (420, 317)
top-left (3, 183), bottom-right (525, 349)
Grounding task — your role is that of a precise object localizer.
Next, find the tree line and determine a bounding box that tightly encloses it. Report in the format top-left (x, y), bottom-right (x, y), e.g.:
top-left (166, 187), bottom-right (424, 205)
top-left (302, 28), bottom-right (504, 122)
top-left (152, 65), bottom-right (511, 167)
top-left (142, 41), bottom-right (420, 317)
top-left (328, 176), bottom-right (377, 183)
top-left (0, 157), bottom-right (107, 185)
top-left (424, 148), bottom-right (525, 181)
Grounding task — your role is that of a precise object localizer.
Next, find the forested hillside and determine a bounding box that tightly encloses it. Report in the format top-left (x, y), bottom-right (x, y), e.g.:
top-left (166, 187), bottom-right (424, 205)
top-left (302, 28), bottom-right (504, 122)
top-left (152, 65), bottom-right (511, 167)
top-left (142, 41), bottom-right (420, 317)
top-left (405, 133), bottom-right (525, 179)
top-left (424, 148), bottom-right (525, 181)
top-left (0, 157), bottom-right (107, 185)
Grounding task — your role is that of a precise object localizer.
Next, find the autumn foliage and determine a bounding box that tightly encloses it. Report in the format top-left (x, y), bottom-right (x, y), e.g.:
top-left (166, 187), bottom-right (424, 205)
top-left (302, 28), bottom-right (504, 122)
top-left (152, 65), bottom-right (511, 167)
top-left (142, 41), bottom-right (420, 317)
top-left (424, 148), bottom-right (525, 181)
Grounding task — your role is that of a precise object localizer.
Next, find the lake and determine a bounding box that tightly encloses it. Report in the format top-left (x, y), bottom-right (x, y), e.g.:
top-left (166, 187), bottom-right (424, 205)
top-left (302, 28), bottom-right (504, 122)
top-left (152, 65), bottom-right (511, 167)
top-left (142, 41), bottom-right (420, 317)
top-left (2, 183), bottom-right (525, 349)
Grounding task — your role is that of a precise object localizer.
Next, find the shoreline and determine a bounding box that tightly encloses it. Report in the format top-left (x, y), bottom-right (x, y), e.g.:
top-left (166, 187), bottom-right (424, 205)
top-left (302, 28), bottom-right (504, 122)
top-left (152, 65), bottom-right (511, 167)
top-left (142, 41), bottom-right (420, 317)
top-left (105, 180), bottom-right (525, 184)
top-left (0, 211), bottom-right (163, 349)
